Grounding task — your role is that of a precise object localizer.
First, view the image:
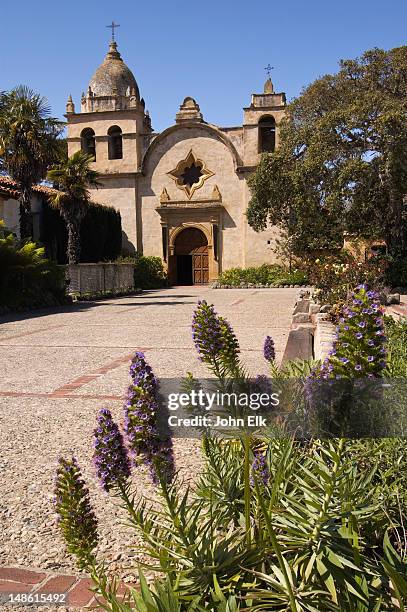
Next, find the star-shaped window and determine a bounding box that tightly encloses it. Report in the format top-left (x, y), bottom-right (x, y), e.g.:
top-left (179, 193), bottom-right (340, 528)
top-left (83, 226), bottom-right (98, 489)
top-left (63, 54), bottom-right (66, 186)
top-left (167, 150), bottom-right (214, 198)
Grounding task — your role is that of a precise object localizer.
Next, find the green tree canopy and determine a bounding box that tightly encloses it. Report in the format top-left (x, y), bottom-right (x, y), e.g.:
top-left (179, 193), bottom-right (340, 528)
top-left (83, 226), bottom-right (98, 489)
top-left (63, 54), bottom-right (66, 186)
top-left (0, 86), bottom-right (64, 238)
top-left (247, 46), bottom-right (407, 258)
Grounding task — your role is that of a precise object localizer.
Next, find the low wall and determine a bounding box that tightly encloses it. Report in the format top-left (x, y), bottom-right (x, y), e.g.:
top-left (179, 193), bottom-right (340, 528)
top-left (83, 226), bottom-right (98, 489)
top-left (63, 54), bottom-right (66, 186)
top-left (63, 263), bottom-right (134, 294)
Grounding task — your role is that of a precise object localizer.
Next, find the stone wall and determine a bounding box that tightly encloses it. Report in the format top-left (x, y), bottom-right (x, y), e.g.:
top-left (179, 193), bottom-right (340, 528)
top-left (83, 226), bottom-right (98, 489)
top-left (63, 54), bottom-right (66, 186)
top-left (63, 263), bottom-right (134, 294)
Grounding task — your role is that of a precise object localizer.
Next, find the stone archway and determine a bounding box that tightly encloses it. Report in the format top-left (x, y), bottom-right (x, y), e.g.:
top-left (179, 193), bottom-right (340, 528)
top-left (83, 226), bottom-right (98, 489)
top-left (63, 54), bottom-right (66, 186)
top-left (173, 227), bottom-right (209, 285)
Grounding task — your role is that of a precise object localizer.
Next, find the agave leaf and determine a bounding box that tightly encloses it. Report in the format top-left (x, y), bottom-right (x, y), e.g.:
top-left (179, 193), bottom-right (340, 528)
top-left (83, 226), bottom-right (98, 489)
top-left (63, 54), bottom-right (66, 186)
top-left (316, 555), bottom-right (338, 604)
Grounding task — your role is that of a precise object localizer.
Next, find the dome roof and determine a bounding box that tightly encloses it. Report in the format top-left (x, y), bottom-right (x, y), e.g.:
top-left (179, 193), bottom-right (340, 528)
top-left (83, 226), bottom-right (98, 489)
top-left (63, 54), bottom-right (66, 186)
top-left (88, 42), bottom-right (140, 99)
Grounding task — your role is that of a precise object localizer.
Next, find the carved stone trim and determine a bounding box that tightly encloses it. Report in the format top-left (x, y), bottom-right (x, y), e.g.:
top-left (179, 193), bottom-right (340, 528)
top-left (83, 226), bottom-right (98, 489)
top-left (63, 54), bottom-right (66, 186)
top-left (167, 149), bottom-right (214, 199)
top-left (160, 188), bottom-right (170, 202)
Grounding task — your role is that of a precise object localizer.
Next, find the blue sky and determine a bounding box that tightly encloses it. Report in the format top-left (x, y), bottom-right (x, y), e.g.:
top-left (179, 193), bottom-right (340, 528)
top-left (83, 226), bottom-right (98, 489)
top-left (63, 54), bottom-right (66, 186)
top-left (2, 0), bottom-right (406, 131)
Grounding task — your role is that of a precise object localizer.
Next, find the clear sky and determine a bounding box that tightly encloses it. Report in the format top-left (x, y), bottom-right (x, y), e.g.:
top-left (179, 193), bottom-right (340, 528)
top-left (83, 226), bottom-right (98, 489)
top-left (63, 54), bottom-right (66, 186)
top-left (2, 0), bottom-right (406, 132)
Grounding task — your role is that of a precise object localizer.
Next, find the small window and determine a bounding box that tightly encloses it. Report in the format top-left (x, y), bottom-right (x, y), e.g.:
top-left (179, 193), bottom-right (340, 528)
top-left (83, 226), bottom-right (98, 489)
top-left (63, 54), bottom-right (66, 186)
top-left (181, 162), bottom-right (202, 189)
top-left (81, 128), bottom-right (96, 160)
top-left (108, 125), bottom-right (123, 160)
top-left (258, 115), bottom-right (276, 153)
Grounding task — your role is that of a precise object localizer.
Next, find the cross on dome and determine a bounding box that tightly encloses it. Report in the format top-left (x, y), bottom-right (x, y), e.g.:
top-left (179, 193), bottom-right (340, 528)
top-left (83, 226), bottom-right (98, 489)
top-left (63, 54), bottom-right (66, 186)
top-left (106, 21), bottom-right (120, 42)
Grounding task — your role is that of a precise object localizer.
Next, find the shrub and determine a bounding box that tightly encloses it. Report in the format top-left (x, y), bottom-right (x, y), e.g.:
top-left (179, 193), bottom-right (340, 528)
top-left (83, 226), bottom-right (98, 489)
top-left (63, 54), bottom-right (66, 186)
top-left (0, 223), bottom-right (67, 309)
top-left (217, 263), bottom-right (308, 286)
top-left (132, 254), bottom-right (168, 289)
top-left (55, 437), bottom-right (407, 609)
top-left (308, 252), bottom-right (386, 304)
top-left (41, 199), bottom-right (122, 263)
top-left (317, 285), bottom-right (386, 378)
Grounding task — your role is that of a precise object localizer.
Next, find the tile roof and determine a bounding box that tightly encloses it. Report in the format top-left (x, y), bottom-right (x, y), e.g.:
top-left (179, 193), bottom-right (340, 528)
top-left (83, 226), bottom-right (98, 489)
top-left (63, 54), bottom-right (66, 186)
top-left (0, 176), bottom-right (60, 201)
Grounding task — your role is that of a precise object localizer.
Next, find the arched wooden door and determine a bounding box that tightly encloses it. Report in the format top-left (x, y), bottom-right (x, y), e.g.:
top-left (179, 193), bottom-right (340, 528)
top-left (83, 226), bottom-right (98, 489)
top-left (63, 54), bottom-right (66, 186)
top-left (174, 228), bottom-right (209, 285)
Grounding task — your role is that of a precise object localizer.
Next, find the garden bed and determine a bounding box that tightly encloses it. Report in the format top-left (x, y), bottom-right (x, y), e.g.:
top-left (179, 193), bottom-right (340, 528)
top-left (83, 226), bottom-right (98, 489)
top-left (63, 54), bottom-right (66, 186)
top-left (71, 288), bottom-right (142, 302)
top-left (214, 264), bottom-right (309, 288)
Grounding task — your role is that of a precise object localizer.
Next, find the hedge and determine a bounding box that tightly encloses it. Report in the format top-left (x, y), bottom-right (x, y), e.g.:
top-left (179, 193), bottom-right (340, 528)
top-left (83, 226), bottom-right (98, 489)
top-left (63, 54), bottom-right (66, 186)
top-left (41, 200), bottom-right (122, 264)
top-left (217, 264), bottom-right (308, 287)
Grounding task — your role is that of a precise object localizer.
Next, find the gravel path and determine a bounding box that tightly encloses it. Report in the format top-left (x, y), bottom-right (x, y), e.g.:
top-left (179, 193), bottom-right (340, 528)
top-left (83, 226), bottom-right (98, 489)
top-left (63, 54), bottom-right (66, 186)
top-left (0, 287), bottom-right (297, 581)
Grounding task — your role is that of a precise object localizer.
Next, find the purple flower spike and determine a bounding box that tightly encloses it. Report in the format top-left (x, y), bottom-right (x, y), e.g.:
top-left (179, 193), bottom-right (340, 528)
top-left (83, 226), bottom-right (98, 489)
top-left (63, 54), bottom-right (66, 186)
top-left (251, 450), bottom-right (270, 486)
top-left (263, 336), bottom-right (276, 363)
top-left (54, 456), bottom-right (98, 570)
top-left (191, 301), bottom-right (223, 363)
top-left (124, 351), bottom-right (175, 485)
top-left (192, 300), bottom-right (240, 371)
top-left (93, 408), bottom-right (131, 492)
top-left (129, 351), bottom-right (158, 395)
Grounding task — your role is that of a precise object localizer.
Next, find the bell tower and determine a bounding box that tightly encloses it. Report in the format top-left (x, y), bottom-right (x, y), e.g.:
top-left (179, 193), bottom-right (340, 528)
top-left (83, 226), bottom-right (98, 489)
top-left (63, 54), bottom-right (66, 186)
top-left (242, 75), bottom-right (286, 167)
top-left (65, 38), bottom-right (152, 252)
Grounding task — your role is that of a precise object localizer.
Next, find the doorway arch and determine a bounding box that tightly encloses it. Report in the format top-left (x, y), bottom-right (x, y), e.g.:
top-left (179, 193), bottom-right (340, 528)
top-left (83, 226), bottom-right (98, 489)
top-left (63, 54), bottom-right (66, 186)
top-left (174, 227), bottom-right (209, 285)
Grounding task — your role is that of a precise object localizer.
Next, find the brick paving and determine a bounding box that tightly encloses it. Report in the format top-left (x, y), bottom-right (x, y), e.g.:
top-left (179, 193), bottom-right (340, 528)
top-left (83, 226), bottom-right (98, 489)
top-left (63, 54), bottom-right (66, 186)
top-left (0, 566), bottom-right (133, 609)
top-left (0, 286), bottom-right (298, 608)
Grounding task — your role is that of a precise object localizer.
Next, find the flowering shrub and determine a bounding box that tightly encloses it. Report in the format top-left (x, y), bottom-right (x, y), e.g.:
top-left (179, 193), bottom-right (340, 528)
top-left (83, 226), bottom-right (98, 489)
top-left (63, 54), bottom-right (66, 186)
top-left (124, 351), bottom-right (174, 484)
top-left (309, 253), bottom-right (386, 304)
top-left (318, 285), bottom-right (386, 378)
top-left (54, 457), bottom-right (98, 570)
top-left (304, 286), bottom-right (389, 437)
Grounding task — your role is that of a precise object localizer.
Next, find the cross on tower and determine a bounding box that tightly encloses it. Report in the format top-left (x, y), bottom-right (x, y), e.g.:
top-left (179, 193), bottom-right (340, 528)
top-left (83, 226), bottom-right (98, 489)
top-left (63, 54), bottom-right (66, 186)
top-left (264, 63), bottom-right (274, 79)
top-left (106, 21), bottom-right (120, 42)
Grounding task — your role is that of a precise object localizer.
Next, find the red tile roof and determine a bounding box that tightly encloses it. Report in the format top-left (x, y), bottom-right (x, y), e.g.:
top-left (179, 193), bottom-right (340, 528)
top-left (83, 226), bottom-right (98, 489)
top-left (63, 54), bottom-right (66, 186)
top-left (0, 176), bottom-right (60, 201)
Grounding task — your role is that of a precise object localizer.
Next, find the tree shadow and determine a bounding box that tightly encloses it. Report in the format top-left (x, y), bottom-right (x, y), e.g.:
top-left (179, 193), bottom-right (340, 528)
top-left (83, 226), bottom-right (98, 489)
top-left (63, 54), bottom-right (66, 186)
top-left (0, 289), bottom-right (204, 324)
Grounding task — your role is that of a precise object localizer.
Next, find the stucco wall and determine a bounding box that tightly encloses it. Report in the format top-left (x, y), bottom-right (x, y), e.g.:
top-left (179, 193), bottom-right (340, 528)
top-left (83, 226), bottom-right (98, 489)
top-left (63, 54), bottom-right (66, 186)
top-left (139, 124), bottom-right (246, 271)
top-left (0, 194), bottom-right (43, 240)
top-left (0, 197), bottom-right (20, 236)
top-left (67, 109), bottom-right (144, 173)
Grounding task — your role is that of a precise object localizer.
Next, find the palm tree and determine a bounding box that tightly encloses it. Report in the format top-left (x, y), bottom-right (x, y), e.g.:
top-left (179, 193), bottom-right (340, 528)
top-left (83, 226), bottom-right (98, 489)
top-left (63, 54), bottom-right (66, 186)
top-left (0, 86), bottom-right (63, 239)
top-left (47, 151), bottom-right (100, 265)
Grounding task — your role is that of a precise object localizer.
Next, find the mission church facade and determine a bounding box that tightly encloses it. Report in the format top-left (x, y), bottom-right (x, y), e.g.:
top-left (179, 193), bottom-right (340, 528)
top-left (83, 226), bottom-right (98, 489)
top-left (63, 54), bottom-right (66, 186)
top-left (66, 40), bottom-right (286, 284)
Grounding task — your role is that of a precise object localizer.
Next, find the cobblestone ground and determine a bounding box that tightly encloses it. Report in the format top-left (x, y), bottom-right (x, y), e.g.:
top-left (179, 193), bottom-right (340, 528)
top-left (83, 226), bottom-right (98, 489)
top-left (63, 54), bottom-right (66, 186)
top-left (0, 287), bottom-right (297, 607)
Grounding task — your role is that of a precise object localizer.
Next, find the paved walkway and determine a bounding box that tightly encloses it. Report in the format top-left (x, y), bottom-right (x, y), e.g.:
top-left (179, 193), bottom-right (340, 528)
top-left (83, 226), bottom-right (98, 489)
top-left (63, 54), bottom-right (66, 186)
top-left (0, 286), bottom-right (298, 608)
top-left (0, 566), bottom-right (129, 609)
